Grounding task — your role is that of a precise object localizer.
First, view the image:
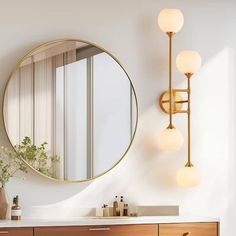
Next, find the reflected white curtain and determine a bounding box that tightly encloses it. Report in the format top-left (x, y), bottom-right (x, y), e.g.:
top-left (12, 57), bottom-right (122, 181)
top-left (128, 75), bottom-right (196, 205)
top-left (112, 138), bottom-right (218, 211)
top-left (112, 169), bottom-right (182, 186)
top-left (4, 42), bottom-right (77, 179)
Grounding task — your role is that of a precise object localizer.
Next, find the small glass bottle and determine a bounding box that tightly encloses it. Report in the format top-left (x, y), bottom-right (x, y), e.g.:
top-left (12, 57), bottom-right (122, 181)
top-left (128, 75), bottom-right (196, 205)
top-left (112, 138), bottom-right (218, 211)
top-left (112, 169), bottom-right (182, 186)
top-left (119, 196), bottom-right (124, 216)
top-left (11, 196), bottom-right (21, 221)
top-left (113, 196), bottom-right (118, 216)
top-left (123, 204), bottom-right (128, 216)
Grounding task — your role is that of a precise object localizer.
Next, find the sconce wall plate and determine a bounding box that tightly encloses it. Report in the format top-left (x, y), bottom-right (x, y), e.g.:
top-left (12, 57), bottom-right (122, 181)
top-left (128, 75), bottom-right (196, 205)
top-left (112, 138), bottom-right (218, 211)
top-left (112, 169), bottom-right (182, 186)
top-left (159, 91), bottom-right (184, 114)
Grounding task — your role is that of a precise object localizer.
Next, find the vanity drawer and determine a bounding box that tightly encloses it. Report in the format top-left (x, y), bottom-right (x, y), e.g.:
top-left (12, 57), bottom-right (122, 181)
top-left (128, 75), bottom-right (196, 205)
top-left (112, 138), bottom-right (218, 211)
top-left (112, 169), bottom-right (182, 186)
top-left (159, 223), bottom-right (218, 236)
top-left (0, 228), bottom-right (33, 236)
top-left (35, 224), bottom-right (158, 236)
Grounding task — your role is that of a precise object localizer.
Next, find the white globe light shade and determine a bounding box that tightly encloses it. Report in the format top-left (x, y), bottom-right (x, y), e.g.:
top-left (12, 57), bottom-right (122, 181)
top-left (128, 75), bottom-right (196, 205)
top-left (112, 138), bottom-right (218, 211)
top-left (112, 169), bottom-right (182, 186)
top-left (176, 166), bottom-right (200, 187)
top-left (176, 51), bottom-right (202, 74)
top-left (158, 128), bottom-right (183, 151)
top-left (158, 9), bottom-right (184, 33)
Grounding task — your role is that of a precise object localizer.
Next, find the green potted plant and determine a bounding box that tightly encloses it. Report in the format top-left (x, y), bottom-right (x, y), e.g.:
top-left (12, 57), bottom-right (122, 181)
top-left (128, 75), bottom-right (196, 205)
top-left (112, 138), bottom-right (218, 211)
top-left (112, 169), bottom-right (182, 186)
top-left (0, 136), bottom-right (59, 220)
top-left (0, 146), bottom-right (27, 219)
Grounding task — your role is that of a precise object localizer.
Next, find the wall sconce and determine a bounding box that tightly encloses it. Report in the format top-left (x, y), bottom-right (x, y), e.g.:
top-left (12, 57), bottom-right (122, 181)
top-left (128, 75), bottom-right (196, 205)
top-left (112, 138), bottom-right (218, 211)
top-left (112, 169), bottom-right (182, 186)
top-left (157, 9), bottom-right (202, 187)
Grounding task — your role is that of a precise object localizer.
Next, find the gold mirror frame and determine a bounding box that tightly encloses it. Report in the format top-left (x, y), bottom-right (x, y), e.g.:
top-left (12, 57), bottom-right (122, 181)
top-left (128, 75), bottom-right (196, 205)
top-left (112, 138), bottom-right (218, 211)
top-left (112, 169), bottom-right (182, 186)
top-left (2, 38), bottom-right (139, 184)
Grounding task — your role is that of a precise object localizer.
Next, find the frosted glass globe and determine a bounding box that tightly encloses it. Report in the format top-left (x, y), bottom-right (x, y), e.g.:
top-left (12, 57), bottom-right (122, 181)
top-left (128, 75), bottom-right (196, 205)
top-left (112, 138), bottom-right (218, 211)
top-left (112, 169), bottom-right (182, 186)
top-left (158, 128), bottom-right (183, 151)
top-left (176, 51), bottom-right (202, 74)
top-left (158, 9), bottom-right (184, 33)
top-left (176, 166), bottom-right (200, 187)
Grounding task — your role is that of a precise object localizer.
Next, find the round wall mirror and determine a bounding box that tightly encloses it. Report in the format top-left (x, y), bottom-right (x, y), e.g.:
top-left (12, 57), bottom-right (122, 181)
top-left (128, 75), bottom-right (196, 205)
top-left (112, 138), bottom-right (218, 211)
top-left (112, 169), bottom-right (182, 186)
top-left (3, 39), bottom-right (138, 182)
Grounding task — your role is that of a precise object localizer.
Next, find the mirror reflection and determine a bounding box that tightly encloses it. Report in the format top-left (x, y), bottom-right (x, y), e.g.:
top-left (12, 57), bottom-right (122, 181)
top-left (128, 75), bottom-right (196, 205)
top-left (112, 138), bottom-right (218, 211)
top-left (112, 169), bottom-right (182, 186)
top-left (3, 40), bottom-right (137, 182)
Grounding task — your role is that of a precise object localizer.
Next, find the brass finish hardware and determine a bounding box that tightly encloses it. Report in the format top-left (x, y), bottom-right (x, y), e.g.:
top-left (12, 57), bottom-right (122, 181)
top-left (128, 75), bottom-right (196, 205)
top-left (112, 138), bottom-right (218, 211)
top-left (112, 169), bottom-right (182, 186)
top-left (175, 110), bottom-right (188, 114)
top-left (161, 99), bottom-right (187, 104)
top-left (89, 228), bottom-right (111, 231)
top-left (159, 74), bottom-right (194, 166)
top-left (166, 32), bottom-right (176, 37)
top-left (186, 76), bottom-right (192, 167)
top-left (158, 9), bottom-right (202, 187)
top-left (185, 162), bottom-right (193, 167)
top-left (175, 100), bottom-right (188, 104)
top-left (183, 232), bottom-right (191, 236)
top-left (168, 32), bottom-right (174, 128)
top-left (185, 73), bottom-right (193, 79)
top-left (174, 89), bottom-right (188, 92)
top-left (159, 91), bottom-right (183, 114)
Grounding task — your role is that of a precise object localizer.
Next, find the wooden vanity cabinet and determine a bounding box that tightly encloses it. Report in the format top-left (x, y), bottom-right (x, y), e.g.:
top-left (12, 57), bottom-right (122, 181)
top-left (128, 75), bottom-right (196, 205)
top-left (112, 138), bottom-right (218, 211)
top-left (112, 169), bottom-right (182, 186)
top-left (159, 223), bottom-right (218, 236)
top-left (0, 222), bottom-right (219, 236)
top-left (34, 224), bottom-right (158, 236)
top-left (0, 228), bottom-right (33, 236)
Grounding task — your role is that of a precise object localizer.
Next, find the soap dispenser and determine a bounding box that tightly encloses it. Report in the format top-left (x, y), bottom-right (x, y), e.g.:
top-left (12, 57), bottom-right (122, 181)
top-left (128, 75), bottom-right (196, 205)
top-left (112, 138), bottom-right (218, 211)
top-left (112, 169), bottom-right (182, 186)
top-left (123, 204), bottom-right (129, 216)
top-left (11, 195), bottom-right (21, 220)
top-left (119, 196), bottom-right (124, 216)
top-left (113, 196), bottom-right (118, 216)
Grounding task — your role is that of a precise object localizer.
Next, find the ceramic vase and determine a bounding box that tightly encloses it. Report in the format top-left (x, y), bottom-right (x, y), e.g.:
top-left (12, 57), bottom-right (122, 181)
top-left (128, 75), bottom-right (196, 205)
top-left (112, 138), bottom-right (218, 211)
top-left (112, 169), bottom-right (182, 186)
top-left (0, 187), bottom-right (9, 220)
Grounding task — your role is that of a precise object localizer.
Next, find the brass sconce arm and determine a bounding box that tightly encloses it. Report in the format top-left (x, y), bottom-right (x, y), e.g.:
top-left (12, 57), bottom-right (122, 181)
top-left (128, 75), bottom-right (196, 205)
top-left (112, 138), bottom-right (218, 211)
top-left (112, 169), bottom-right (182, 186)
top-left (166, 32), bottom-right (175, 129)
top-left (159, 73), bottom-right (193, 166)
top-left (186, 74), bottom-right (192, 167)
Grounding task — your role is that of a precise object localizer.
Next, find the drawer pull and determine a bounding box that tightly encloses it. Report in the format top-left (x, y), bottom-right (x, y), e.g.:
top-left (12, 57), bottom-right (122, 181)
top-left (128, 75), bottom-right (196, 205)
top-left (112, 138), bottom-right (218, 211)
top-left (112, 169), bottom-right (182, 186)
top-left (183, 232), bottom-right (191, 236)
top-left (89, 228), bottom-right (111, 231)
top-left (0, 232), bottom-right (8, 234)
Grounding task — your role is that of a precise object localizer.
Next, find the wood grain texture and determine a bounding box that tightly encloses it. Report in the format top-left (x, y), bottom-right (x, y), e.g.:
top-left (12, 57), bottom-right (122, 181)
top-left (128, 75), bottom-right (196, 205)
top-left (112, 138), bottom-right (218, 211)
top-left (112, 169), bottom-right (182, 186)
top-left (159, 223), bottom-right (218, 236)
top-left (35, 224), bottom-right (158, 236)
top-left (0, 228), bottom-right (33, 236)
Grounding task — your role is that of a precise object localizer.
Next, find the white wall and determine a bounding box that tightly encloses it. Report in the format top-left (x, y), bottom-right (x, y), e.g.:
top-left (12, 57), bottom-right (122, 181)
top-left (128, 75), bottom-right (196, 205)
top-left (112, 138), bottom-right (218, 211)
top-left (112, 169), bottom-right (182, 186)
top-left (0, 0), bottom-right (235, 234)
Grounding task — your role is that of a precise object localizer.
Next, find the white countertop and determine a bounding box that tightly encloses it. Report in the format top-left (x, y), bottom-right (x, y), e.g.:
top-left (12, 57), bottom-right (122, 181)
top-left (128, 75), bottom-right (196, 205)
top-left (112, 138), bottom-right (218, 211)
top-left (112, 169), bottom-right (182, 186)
top-left (0, 216), bottom-right (220, 228)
